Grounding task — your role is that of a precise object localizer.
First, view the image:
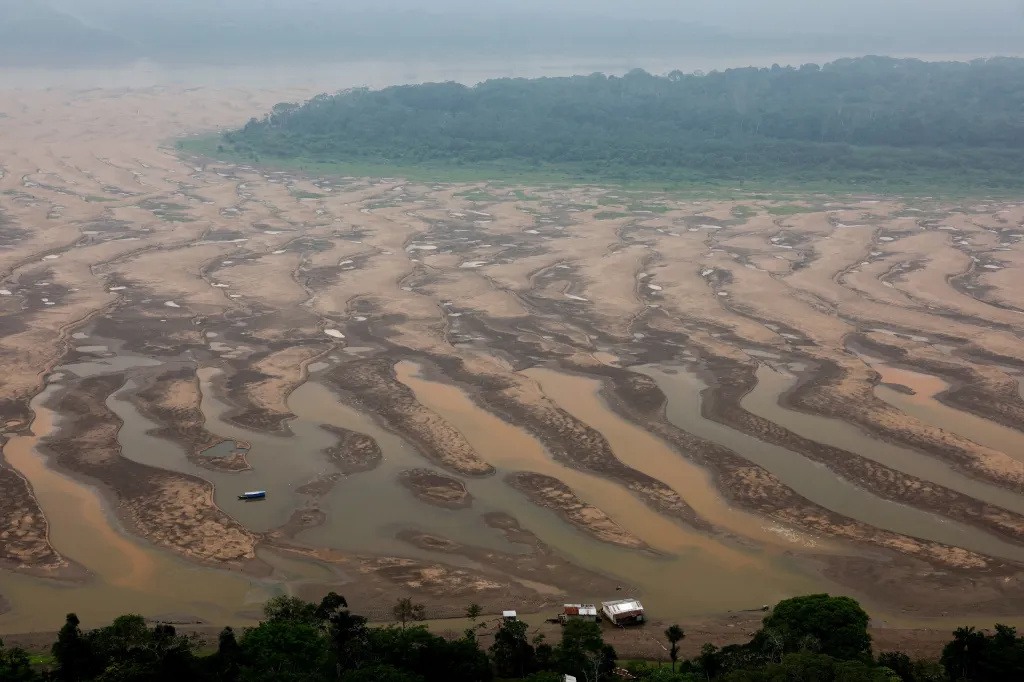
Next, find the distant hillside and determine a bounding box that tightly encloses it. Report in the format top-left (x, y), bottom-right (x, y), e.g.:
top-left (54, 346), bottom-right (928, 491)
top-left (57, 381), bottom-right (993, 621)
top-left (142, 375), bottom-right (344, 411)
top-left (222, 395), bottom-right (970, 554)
top-left (219, 56), bottom-right (1024, 190)
top-left (0, 1), bottom-right (136, 66)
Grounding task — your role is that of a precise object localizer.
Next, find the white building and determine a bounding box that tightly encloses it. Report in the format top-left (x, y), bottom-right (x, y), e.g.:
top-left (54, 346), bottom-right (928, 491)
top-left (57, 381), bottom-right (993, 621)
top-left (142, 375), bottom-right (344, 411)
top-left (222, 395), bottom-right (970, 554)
top-left (601, 598), bottom-right (645, 625)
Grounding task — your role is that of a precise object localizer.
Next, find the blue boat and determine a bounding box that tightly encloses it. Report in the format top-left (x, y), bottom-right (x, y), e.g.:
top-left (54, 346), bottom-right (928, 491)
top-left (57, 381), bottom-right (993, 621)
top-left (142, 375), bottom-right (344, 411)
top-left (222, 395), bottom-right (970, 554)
top-left (238, 490), bottom-right (266, 500)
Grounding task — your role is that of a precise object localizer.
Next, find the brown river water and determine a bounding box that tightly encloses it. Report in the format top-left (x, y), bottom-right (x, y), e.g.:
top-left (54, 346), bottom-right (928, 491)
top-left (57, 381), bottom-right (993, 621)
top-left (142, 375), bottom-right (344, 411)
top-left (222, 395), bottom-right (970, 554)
top-left (2, 357), bottom-right (1023, 632)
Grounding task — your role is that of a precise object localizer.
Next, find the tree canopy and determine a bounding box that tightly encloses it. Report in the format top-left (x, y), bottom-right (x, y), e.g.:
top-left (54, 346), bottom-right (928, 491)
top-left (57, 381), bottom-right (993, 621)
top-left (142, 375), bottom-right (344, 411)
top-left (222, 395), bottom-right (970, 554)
top-left (220, 57), bottom-right (1024, 190)
top-left (3, 592), bottom-right (1018, 681)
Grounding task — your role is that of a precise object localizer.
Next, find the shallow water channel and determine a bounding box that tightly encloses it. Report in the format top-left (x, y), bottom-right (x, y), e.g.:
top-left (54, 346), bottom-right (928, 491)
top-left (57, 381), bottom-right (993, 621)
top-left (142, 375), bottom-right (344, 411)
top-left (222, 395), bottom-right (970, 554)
top-left (395, 362), bottom-right (832, 614)
top-left (0, 383), bottom-right (272, 633)
top-left (7, 355), bottom-right (1020, 632)
top-left (742, 365), bottom-right (1024, 519)
top-left (641, 364), bottom-right (1024, 563)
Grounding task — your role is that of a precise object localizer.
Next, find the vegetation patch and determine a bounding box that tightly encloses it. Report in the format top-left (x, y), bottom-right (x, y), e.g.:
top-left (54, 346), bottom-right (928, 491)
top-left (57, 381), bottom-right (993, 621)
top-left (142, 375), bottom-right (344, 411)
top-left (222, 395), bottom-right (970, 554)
top-left (5, 593), bottom-right (1016, 681)
top-left (206, 57), bottom-right (1024, 194)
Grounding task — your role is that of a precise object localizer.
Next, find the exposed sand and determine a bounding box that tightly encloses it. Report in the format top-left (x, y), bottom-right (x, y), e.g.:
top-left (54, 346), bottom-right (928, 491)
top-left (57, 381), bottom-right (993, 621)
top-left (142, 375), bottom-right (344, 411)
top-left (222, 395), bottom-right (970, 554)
top-left (2, 85), bottom-right (1024, 632)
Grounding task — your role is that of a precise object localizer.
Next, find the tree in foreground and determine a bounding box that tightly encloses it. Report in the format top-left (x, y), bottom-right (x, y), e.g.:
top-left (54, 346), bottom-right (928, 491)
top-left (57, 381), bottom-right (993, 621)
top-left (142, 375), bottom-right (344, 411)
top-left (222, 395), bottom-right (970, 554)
top-left (393, 597), bottom-right (427, 630)
top-left (756, 594), bottom-right (872, 662)
top-left (0, 639), bottom-right (36, 682)
top-left (490, 618), bottom-right (536, 678)
top-left (665, 624), bottom-right (685, 671)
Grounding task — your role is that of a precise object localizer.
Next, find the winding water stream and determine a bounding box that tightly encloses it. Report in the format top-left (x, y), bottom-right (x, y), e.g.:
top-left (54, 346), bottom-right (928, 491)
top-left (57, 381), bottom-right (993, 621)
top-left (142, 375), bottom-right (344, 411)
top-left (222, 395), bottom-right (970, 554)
top-left (0, 383), bottom-right (268, 633)
top-left (396, 362), bottom-right (832, 615)
top-left (744, 365), bottom-right (1024, 517)
top-left (641, 364), bottom-right (1024, 563)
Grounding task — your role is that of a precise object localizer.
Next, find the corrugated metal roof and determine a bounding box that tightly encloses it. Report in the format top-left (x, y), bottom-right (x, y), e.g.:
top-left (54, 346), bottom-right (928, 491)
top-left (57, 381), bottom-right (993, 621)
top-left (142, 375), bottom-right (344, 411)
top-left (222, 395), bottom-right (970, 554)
top-left (602, 598), bottom-right (644, 615)
top-left (563, 604), bottom-right (597, 616)
top-left (502, 610), bottom-right (517, 618)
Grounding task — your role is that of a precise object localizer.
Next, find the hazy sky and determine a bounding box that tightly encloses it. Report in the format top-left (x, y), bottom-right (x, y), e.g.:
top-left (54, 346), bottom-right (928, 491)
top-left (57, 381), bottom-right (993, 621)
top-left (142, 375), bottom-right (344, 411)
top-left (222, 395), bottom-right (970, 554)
top-left (56, 0), bottom-right (1024, 34)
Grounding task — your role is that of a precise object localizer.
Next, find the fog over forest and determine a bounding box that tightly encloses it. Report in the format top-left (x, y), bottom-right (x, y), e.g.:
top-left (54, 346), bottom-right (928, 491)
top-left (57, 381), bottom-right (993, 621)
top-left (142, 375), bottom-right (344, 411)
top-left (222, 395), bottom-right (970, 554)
top-left (2, 0), bottom-right (1022, 68)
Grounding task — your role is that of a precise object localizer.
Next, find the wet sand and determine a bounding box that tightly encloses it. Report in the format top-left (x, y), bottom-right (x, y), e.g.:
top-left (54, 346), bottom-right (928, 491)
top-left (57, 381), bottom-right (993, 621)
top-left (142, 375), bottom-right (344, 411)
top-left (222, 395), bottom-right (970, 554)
top-left (2, 81), bottom-right (1024, 630)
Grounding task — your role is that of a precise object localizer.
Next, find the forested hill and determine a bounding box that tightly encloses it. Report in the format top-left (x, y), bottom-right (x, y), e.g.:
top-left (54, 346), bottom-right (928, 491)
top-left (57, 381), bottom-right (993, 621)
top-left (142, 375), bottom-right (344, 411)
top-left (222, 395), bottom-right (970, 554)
top-left (221, 57), bottom-right (1024, 190)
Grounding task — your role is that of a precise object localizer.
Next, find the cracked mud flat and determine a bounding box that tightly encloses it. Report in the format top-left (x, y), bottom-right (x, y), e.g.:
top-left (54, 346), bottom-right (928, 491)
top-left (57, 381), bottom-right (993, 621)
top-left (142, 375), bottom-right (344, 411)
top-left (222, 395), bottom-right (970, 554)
top-left (3, 85), bottom-right (1024, 633)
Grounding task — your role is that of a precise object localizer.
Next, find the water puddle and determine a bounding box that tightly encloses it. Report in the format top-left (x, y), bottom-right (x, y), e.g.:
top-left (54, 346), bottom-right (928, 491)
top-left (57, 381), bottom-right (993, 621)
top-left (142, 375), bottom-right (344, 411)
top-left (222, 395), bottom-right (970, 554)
top-left (865, 359), bottom-right (1024, 464)
top-left (396, 362), bottom-right (832, 615)
top-left (0, 384), bottom-right (267, 633)
top-left (200, 440), bottom-right (250, 459)
top-left (641, 365), bottom-right (1024, 562)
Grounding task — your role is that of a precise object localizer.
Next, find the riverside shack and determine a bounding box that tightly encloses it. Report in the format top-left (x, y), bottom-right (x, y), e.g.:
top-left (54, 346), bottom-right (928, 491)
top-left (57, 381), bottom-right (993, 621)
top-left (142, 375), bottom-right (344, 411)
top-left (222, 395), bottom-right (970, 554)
top-left (560, 604), bottom-right (600, 623)
top-left (601, 598), bottom-right (645, 626)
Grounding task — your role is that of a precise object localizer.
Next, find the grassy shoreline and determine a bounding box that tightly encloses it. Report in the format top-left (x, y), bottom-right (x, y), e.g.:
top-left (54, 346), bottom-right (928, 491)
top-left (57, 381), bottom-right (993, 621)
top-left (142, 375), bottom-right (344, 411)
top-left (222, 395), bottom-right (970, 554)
top-left (176, 135), bottom-right (1021, 201)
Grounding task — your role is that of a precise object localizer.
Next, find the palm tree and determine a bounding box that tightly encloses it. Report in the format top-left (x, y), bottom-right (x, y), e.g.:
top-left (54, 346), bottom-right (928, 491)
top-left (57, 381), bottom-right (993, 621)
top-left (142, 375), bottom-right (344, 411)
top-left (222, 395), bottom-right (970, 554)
top-left (665, 624), bottom-right (685, 672)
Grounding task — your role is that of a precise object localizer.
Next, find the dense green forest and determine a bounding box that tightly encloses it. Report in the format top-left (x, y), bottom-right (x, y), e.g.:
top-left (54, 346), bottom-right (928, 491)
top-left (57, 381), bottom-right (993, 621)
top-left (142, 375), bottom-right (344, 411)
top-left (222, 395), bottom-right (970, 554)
top-left (3, 593), bottom-right (1024, 681)
top-left (217, 57), bottom-right (1024, 190)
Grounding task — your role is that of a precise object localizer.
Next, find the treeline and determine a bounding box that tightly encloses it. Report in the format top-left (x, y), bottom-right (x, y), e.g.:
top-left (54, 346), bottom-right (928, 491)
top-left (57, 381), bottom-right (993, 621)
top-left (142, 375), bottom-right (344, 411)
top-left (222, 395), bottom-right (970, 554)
top-left (221, 57), bottom-right (1024, 189)
top-left (2, 593), bottom-right (1024, 681)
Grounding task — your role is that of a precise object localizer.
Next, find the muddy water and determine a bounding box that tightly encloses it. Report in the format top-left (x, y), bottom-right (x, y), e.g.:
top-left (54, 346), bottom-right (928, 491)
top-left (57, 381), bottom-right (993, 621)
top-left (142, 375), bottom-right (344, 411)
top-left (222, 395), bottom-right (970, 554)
top-left (640, 365), bottom-right (1024, 562)
top-left (522, 367), bottom-right (822, 548)
top-left (866, 359), bottom-right (1024, 464)
top-left (395, 362), bottom-right (831, 616)
top-left (109, 375), bottom-right (333, 533)
top-left (0, 384), bottom-right (269, 633)
top-left (287, 381), bottom-right (524, 560)
top-left (743, 365), bottom-right (1024, 518)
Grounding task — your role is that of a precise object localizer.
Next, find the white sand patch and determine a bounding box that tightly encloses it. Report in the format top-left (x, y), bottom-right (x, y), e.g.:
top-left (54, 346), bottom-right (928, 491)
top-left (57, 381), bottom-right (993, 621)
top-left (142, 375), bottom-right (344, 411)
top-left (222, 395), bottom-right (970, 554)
top-left (164, 301), bottom-right (180, 308)
top-left (0, 290), bottom-right (11, 296)
top-left (700, 225), bottom-right (722, 230)
top-left (524, 229), bottom-right (539, 234)
top-left (879, 237), bottom-right (895, 242)
top-left (324, 329), bottom-right (346, 339)
top-left (353, 316), bottom-right (367, 321)
top-left (984, 264), bottom-right (1003, 269)
top-left (339, 260), bottom-right (354, 266)
top-left (406, 245), bottom-right (437, 251)
top-left (718, 291), bottom-right (729, 296)
top-left (460, 261), bottom-right (488, 268)
top-left (206, 332), bottom-right (218, 338)
top-left (565, 294), bottom-right (589, 302)
top-left (648, 284), bottom-right (663, 291)
top-left (42, 254), bottom-right (59, 260)
top-left (272, 250), bottom-right (286, 254)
